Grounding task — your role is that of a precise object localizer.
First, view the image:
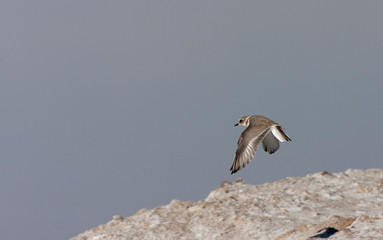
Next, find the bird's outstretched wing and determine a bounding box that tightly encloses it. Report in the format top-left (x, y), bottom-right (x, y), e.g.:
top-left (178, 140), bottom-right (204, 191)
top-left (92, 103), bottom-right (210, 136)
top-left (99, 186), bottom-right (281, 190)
top-left (262, 130), bottom-right (280, 154)
top-left (230, 127), bottom-right (270, 174)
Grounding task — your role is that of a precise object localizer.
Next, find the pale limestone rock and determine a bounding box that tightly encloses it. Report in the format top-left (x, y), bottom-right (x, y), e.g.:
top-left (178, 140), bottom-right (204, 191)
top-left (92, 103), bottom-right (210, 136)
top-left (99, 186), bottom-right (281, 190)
top-left (71, 169), bottom-right (383, 240)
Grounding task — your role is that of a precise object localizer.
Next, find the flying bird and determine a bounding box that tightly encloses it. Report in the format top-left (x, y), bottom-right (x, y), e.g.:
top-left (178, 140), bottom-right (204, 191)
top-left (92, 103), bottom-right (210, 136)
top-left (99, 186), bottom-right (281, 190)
top-left (230, 115), bottom-right (291, 174)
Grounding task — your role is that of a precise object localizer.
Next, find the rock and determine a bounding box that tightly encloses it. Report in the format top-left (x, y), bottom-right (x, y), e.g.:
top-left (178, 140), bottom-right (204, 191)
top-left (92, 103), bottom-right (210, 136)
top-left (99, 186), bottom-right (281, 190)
top-left (71, 169), bottom-right (383, 240)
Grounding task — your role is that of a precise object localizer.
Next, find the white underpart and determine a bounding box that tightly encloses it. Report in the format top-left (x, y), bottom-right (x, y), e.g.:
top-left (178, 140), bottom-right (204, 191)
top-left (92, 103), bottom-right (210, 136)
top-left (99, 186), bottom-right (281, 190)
top-left (271, 125), bottom-right (286, 142)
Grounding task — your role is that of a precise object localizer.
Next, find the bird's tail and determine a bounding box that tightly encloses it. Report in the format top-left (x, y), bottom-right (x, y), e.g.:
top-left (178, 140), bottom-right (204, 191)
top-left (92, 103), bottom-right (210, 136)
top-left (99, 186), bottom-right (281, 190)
top-left (275, 126), bottom-right (291, 142)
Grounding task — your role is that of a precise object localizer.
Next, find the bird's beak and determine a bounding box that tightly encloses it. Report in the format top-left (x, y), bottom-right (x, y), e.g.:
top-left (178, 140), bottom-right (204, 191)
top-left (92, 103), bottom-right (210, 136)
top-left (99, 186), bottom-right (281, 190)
top-left (234, 123), bottom-right (238, 126)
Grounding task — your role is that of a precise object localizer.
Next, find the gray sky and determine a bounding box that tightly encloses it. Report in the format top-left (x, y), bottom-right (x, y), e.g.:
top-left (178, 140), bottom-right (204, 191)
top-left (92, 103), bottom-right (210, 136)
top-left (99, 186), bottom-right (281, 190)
top-left (1, 1), bottom-right (382, 239)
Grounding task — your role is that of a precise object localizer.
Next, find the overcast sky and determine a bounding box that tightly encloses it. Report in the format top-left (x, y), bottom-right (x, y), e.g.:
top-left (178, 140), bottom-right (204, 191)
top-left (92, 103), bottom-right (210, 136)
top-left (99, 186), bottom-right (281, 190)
top-left (1, 1), bottom-right (383, 239)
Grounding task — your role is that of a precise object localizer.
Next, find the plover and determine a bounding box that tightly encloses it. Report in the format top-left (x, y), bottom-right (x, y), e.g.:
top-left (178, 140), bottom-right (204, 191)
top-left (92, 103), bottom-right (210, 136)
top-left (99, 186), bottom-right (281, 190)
top-left (230, 115), bottom-right (291, 174)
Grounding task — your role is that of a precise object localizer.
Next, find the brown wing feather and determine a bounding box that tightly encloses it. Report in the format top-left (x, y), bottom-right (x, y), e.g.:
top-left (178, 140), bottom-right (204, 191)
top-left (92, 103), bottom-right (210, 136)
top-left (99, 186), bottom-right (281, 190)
top-left (230, 127), bottom-right (271, 174)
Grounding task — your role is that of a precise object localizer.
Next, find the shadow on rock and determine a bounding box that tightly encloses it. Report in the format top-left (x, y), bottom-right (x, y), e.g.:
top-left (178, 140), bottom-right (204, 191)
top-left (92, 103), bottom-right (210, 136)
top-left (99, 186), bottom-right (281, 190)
top-left (309, 227), bottom-right (339, 238)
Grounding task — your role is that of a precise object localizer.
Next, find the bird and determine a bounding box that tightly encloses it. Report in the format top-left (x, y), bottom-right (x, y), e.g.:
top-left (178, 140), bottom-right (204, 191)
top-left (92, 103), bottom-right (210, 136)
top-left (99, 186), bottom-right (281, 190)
top-left (230, 115), bottom-right (291, 174)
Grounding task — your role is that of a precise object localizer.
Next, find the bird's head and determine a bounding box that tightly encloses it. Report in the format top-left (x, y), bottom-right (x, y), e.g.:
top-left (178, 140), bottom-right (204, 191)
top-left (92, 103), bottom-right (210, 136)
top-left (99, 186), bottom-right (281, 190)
top-left (234, 116), bottom-right (250, 127)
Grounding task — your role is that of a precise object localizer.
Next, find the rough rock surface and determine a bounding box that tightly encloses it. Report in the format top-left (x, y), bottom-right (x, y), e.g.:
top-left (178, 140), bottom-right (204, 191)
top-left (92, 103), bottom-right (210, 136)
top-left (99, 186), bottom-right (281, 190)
top-left (72, 169), bottom-right (383, 240)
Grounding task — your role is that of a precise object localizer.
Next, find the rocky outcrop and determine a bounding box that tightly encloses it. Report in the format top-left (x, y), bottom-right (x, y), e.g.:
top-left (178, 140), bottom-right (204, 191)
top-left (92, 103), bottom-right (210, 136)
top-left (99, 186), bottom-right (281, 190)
top-left (71, 169), bottom-right (383, 240)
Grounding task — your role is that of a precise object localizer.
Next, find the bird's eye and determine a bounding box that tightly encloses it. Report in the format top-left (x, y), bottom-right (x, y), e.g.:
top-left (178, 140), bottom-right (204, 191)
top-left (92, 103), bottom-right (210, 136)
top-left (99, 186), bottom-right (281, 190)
top-left (239, 119), bottom-right (243, 123)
